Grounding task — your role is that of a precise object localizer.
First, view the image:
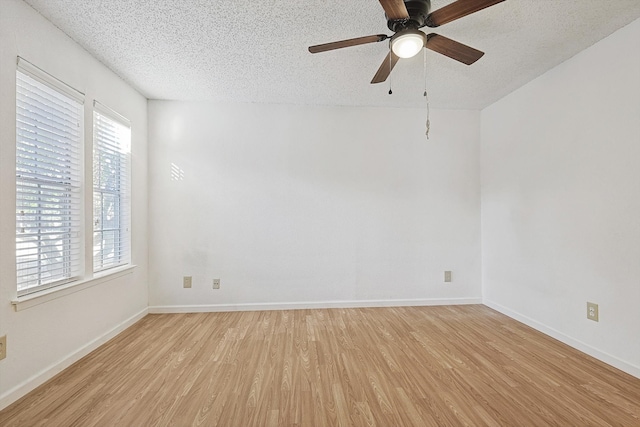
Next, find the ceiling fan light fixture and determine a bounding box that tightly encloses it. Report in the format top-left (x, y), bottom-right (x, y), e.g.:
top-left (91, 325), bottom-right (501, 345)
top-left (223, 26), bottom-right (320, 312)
top-left (391, 30), bottom-right (426, 59)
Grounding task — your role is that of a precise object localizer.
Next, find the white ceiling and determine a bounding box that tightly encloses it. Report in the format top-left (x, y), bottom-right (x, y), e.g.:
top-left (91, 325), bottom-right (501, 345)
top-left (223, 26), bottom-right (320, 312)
top-left (22, 0), bottom-right (640, 109)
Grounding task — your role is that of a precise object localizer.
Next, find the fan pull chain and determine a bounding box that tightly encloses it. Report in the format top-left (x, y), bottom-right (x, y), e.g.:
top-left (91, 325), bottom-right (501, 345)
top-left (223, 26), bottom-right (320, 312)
top-left (424, 49), bottom-right (430, 139)
top-left (388, 50), bottom-right (393, 95)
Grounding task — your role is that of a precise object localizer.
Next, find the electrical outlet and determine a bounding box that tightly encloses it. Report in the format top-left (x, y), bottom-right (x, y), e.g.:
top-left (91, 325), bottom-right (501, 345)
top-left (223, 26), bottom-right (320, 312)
top-left (444, 271), bottom-right (452, 283)
top-left (587, 302), bottom-right (599, 322)
top-left (0, 335), bottom-right (6, 360)
top-left (183, 276), bottom-right (192, 288)
top-left (213, 279), bottom-right (220, 289)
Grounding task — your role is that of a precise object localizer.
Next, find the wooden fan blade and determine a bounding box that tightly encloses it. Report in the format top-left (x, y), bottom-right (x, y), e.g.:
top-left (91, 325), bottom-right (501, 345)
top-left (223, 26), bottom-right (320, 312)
top-left (426, 34), bottom-right (484, 65)
top-left (426, 0), bottom-right (505, 27)
top-left (371, 51), bottom-right (400, 84)
top-left (309, 34), bottom-right (388, 53)
top-left (378, 0), bottom-right (410, 20)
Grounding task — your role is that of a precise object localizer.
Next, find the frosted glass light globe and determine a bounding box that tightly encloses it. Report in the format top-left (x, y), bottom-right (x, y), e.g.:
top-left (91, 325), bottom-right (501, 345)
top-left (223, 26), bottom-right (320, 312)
top-left (391, 31), bottom-right (425, 59)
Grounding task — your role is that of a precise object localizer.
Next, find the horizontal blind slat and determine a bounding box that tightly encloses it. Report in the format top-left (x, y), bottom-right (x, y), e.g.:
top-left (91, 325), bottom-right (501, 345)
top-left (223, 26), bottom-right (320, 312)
top-left (17, 97), bottom-right (83, 131)
top-left (17, 127), bottom-right (82, 154)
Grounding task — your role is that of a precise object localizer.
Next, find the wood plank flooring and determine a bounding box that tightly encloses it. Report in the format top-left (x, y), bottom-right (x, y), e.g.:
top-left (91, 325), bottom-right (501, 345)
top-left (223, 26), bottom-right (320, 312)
top-left (1, 305), bottom-right (639, 426)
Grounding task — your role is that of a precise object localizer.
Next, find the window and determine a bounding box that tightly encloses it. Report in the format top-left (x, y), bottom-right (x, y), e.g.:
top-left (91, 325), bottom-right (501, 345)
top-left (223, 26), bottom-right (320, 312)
top-left (14, 58), bottom-right (135, 301)
top-left (15, 60), bottom-right (84, 296)
top-left (93, 103), bottom-right (131, 272)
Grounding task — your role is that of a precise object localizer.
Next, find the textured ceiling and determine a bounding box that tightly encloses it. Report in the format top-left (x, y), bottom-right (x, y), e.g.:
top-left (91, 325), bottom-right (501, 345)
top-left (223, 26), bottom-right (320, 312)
top-left (22, 0), bottom-right (640, 109)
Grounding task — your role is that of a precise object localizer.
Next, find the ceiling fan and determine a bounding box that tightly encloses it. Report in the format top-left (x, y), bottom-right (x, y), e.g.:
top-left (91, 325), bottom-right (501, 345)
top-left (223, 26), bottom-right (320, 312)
top-left (308, 0), bottom-right (506, 84)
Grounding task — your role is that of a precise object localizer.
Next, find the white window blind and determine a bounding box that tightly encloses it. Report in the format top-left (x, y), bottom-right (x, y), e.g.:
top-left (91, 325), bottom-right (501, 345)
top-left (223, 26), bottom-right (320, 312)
top-left (93, 102), bottom-right (131, 272)
top-left (16, 61), bottom-right (84, 296)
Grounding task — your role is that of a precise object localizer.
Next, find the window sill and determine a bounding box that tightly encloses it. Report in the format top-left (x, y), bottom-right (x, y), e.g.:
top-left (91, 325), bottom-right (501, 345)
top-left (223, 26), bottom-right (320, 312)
top-left (11, 265), bottom-right (137, 312)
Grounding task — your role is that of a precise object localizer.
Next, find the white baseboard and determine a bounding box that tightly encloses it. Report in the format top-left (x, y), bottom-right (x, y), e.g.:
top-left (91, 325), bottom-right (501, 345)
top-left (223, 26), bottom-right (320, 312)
top-left (149, 297), bottom-right (482, 313)
top-left (0, 307), bottom-right (149, 411)
top-left (483, 299), bottom-right (640, 379)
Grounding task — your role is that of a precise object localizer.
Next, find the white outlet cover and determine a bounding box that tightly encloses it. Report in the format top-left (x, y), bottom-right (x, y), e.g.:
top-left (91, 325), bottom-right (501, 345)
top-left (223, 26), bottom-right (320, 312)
top-left (183, 276), bottom-right (192, 288)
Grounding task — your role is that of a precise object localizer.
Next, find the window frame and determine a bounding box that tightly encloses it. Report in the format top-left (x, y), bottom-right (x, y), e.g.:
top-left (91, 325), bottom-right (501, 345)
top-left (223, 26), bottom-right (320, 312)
top-left (15, 58), bottom-right (85, 297)
top-left (92, 102), bottom-right (132, 273)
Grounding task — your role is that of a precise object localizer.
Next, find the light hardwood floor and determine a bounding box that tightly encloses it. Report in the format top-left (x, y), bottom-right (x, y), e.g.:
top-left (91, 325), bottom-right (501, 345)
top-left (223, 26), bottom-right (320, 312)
top-left (1, 305), bottom-right (639, 426)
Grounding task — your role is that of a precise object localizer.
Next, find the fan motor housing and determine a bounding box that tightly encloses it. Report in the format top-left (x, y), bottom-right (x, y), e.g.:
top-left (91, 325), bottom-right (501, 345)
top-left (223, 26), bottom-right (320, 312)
top-left (387, 0), bottom-right (431, 32)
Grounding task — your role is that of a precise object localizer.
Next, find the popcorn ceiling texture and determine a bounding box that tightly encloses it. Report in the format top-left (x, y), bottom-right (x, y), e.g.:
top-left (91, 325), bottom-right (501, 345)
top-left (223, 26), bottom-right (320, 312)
top-left (21, 0), bottom-right (640, 109)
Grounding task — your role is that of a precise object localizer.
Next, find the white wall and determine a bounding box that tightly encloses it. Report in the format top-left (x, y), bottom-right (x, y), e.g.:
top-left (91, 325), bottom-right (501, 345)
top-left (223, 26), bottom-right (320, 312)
top-left (481, 18), bottom-right (640, 377)
top-left (148, 102), bottom-right (482, 310)
top-left (0, 0), bottom-right (149, 408)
